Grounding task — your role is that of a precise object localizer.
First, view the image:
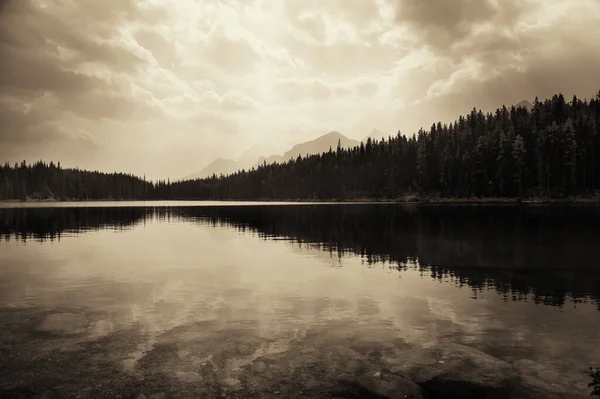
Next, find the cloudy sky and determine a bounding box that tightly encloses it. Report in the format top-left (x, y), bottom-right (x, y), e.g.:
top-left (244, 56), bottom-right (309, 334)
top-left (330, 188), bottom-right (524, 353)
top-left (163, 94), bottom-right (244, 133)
top-left (1, 0), bottom-right (600, 180)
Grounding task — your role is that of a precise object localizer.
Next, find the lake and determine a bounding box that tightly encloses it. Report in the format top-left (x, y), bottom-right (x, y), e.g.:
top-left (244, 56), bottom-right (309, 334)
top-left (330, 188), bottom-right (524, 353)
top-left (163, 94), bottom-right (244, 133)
top-left (1, 202), bottom-right (599, 398)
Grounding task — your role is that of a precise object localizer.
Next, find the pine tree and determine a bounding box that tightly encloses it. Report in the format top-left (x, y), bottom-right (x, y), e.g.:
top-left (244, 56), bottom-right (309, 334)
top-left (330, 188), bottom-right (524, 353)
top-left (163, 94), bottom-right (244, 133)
top-left (512, 135), bottom-right (526, 196)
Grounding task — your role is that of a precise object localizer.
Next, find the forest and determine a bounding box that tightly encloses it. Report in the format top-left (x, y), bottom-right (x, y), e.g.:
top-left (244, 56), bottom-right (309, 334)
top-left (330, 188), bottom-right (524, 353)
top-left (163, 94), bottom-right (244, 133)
top-left (1, 90), bottom-right (600, 201)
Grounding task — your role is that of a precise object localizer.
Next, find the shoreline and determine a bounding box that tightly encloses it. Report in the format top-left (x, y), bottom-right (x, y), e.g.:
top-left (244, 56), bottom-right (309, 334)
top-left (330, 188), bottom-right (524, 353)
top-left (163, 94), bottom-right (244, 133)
top-left (1, 196), bottom-right (600, 205)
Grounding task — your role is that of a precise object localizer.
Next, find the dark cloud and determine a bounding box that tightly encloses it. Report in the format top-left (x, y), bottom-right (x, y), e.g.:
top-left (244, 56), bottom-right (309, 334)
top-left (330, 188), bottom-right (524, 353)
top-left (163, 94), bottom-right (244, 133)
top-left (60, 89), bottom-right (162, 121)
top-left (393, 0), bottom-right (498, 46)
top-left (0, 0), bottom-right (154, 158)
top-left (387, 0), bottom-right (528, 69)
top-left (386, 0), bottom-right (600, 128)
top-left (0, 98), bottom-right (46, 145)
top-left (1, 47), bottom-right (101, 96)
top-left (0, 97), bottom-right (101, 167)
top-left (459, 46), bottom-right (600, 110)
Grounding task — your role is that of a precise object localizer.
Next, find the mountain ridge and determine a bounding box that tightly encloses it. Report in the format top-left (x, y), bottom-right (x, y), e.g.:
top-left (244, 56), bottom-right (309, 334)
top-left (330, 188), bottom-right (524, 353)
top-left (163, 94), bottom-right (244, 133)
top-left (184, 99), bottom-right (532, 180)
top-left (515, 100), bottom-right (532, 109)
top-left (184, 131), bottom-right (361, 180)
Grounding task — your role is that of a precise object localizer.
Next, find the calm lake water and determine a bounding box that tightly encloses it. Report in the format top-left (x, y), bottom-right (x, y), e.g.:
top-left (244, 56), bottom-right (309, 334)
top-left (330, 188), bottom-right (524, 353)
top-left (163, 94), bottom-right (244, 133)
top-left (1, 202), bottom-right (599, 398)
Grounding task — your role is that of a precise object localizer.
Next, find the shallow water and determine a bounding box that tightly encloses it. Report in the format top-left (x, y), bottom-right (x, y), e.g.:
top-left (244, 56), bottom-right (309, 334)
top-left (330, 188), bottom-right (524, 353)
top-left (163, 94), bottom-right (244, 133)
top-left (0, 203), bottom-right (599, 398)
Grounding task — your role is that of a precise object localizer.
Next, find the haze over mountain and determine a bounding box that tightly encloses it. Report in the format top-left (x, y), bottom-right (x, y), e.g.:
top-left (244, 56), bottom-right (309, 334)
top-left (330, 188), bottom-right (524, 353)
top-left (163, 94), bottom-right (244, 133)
top-left (184, 98), bottom-right (536, 180)
top-left (184, 158), bottom-right (241, 181)
top-left (279, 131), bottom-right (360, 163)
top-left (516, 100), bottom-right (533, 110)
top-left (362, 128), bottom-right (387, 143)
top-left (184, 131), bottom-right (361, 180)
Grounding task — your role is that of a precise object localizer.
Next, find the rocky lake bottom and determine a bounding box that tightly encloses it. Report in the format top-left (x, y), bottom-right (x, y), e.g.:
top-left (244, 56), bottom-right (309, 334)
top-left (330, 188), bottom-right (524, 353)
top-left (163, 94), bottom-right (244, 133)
top-left (1, 307), bottom-right (596, 399)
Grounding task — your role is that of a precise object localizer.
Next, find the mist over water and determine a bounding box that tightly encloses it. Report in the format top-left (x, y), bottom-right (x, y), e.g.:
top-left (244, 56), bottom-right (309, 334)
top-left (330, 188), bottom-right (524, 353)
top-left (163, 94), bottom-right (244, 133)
top-left (1, 203), bottom-right (599, 397)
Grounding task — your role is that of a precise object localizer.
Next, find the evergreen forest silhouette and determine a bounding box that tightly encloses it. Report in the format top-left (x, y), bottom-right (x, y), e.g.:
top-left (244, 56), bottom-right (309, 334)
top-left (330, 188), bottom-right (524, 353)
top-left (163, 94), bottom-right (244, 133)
top-left (2, 91), bottom-right (600, 201)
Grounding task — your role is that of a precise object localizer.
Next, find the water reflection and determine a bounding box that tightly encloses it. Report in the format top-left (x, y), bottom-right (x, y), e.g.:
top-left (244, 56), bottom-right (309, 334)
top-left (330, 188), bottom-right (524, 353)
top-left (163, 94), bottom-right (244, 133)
top-left (1, 204), bottom-right (600, 398)
top-left (0, 206), bottom-right (149, 241)
top-left (2, 204), bottom-right (600, 312)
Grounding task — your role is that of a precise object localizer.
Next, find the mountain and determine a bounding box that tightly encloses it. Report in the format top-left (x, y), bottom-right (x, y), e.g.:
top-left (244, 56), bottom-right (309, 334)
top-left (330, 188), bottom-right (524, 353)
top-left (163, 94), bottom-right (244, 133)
top-left (279, 131), bottom-right (360, 163)
top-left (184, 158), bottom-right (240, 180)
top-left (255, 154), bottom-right (284, 166)
top-left (516, 100), bottom-right (532, 110)
top-left (255, 131), bottom-right (360, 168)
top-left (237, 142), bottom-right (281, 167)
top-left (362, 128), bottom-right (386, 143)
top-left (185, 131), bottom-right (362, 180)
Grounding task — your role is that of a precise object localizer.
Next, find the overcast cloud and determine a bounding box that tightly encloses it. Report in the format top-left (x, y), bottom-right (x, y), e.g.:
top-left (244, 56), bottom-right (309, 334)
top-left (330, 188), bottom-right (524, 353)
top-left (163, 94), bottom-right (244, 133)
top-left (1, 0), bottom-right (599, 179)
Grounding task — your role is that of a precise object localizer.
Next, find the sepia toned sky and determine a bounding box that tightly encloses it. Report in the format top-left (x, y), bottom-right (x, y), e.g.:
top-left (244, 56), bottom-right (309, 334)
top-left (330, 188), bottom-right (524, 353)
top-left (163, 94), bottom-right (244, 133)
top-left (1, 0), bottom-right (600, 180)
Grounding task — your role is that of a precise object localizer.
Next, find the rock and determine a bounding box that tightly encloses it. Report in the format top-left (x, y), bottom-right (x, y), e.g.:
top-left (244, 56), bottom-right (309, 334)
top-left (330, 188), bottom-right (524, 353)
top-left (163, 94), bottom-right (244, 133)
top-left (221, 377), bottom-right (241, 390)
top-left (37, 313), bottom-right (88, 335)
top-left (358, 369), bottom-right (427, 399)
top-left (537, 369), bottom-right (562, 384)
top-left (386, 343), bottom-right (518, 398)
top-left (321, 346), bottom-right (369, 376)
top-left (513, 359), bottom-right (546, 375)
top-left (175, 371), bottom-right (203, 383)
top-left (511, 359), bottom-right (585, 398)
top-left (512, 375), bottom-right (575, 399)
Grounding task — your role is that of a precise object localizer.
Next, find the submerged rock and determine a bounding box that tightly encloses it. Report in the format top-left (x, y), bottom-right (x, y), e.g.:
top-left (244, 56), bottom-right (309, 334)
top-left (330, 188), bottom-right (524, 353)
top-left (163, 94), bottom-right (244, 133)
top-left (512, 375), bottom-right (576, 399)
top-left (37, 312), bottom-right (89, 335)
top-left (511, 359), bottom-right (588, 398)
top-left (221, 377), bottom-right (241, 389)
top-left (321, 345), bottom-right (370, 376)
top-left (358, 369), bottom-right (427, 399)
top-left (175, 371), bottom-right (203, 383)
top-left (386, 343), bottom-right (518, 398)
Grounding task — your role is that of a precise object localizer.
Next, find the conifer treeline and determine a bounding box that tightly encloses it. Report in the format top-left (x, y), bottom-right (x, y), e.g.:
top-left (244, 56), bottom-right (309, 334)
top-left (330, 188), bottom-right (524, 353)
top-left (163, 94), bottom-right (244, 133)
top-left (2, 90), bottom-right (600, 201)
top-left (0, 161), bottom-right (156, 200)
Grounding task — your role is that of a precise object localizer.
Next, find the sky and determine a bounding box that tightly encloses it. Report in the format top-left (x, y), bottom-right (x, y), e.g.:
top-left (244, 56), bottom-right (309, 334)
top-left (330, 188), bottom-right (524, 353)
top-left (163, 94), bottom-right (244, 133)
top-left (1, 0), bottom-right (600, 180)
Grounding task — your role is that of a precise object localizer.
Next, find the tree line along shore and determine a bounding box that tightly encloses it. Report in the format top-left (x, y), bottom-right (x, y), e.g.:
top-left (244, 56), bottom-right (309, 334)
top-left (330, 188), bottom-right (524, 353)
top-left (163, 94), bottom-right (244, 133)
top-left (2, 91), bottom-right (600, 203)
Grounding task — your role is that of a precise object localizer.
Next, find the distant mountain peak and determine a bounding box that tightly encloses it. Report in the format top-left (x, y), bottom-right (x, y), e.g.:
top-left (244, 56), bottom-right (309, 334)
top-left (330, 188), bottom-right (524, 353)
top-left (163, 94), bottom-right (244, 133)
top-left (185, 130), bottom-right (364, 180)
top-left (183, 158), bottom-right (239, 180)
top-left (362, 128), bottom-right (386, 143)
top-left (281, 131), bottom-right (359, 162)
top-left (310, 131), bottom-right (347, 142)
top-left (516, 100), bottom-right (532, 109)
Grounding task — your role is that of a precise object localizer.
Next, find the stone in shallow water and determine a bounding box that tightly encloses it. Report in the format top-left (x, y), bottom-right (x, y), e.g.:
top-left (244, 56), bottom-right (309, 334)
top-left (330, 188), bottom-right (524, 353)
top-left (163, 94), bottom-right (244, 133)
top-left (37, 313), bottom-right (89, 335)
top-left (175, 371), bottom-right (203, 383)
top-left (386, 343), bottom-right (518, 399)
top-left (513, 359), bottom-right (546, 375)
top-left (513, 375), bottom-right (574, 398)
top-left (222, 377), bottom-right (241, 388)
top-left (322, 345), bottom-right (369, 376)
top-left (511, 359), bottom-right (582, 398)
top-left (357, 369), bottom-right (426, 399)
